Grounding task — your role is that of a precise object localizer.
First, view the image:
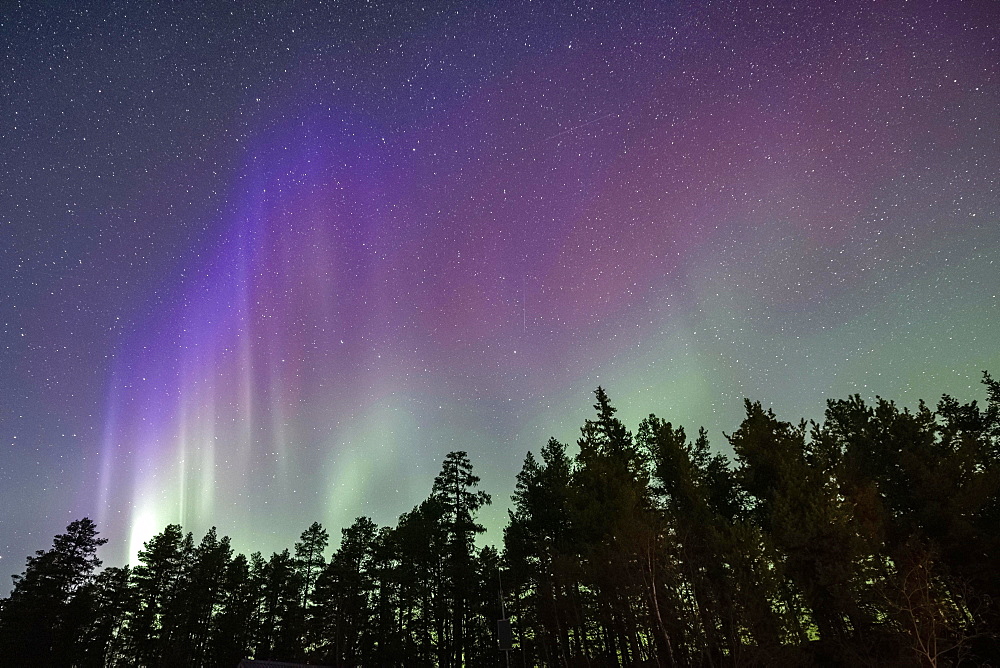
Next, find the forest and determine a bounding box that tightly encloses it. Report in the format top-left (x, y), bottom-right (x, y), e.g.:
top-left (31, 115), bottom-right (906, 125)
top-left (1, 376), bottom-right (999, 667)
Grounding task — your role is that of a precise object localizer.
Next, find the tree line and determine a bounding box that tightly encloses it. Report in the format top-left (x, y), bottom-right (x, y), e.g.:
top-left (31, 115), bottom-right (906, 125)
top-left (2, 375), bottom-right (999, 666)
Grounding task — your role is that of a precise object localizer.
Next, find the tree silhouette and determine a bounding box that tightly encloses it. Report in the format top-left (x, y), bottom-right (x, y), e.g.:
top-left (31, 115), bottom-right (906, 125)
top-left (0, 518), bottom-right (107, 665)
top-left (310, 516), bottom-right (377, 666)
top-left (3, 376), bottom-right (999, 666)
top-left (432, 450), bottom-right (492, 667)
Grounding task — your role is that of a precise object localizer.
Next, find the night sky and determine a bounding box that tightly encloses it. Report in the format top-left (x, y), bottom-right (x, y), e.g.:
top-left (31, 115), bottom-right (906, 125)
top-left (2, 0), bottom-right (997, 586)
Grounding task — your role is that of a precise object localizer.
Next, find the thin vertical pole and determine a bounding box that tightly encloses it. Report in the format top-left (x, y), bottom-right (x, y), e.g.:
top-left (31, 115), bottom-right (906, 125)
top-left (499, 567), bottom-right (511, 668)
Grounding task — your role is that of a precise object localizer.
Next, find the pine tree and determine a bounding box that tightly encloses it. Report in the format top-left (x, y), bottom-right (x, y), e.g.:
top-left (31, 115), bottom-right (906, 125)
top-left (209, 553), bottom-right (258, 667)
top-left (171, 528), bottom-right (234, 664)
top-left (310, 516), bottom-right (378, 665)
top-left (504, 439), bottom-right (574, 665)
top-left (394, 496), bottom-right (450, 665)
top-left (730, 400), bottom-right (873, 657)
top-left (570, 388), bottom-right (657, 664)
top-left (639, 416), bottom-right (736, 663)
top-left (0, 518), bottom-right (107, 665)
top-left (124, 523), bottom-right (192, 665)
top-left (75, 564), bottom-right (133, 667)
top-left (431, 451), bottom-right (492, 667)
top-left (256, 549), bottom-right (303, 661)
top-left (294, 520), bottom-right (329, 655)
top-left (294, 521), bottom-right (329, 611)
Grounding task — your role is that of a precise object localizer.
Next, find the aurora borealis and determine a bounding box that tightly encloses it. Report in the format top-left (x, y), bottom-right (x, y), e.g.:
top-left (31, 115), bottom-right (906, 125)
top-left (2, 0), bottom-right (997, 583)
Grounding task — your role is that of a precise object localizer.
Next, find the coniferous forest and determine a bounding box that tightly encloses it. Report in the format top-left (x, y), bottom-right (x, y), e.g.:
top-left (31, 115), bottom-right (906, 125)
top-left (2, 376), bottom-right (1000, 667)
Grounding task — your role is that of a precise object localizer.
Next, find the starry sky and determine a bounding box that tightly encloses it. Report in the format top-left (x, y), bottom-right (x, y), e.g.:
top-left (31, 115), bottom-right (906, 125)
top-left (1, 0), bottom-right (997, 586)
